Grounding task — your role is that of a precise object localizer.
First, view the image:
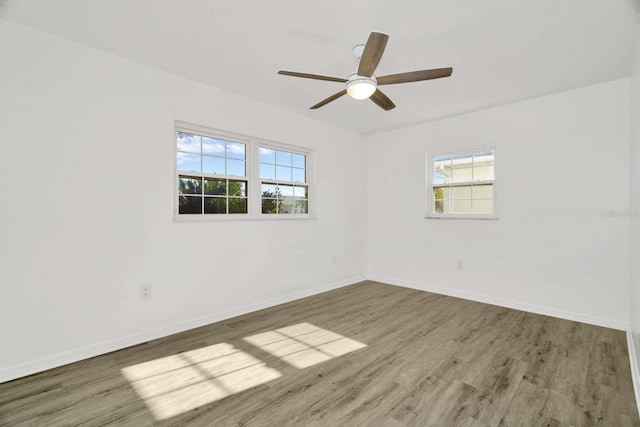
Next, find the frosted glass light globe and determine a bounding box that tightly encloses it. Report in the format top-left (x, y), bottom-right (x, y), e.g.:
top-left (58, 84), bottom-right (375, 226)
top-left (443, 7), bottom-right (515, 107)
top-left (346, 77), bottom-right (377, 100)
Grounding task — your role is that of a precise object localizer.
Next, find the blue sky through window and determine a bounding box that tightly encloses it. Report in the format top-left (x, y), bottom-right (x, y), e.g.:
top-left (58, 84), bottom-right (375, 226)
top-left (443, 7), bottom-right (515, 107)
top-left (177, 132), bottom-right (246, 176)
top-left (260, 147), bottom-right (306, 183)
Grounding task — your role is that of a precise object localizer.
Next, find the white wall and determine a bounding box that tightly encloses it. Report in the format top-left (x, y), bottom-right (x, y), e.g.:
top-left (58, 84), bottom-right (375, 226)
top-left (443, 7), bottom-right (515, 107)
top-left (0, 14), bottom-right (634, 385)
top-left (0, 20), bottom-right (367, 382)
top-left (630, 6), bottom-right (640, 379)
top-left (367, 79), bottom-right (631, 329)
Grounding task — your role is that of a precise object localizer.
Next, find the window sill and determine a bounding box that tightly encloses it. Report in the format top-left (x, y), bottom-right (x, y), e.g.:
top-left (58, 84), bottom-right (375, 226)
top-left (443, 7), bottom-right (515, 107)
top-left (425, 215), bottom-right (499, 221)
top-left (173, 214), bottom-right (317, 223)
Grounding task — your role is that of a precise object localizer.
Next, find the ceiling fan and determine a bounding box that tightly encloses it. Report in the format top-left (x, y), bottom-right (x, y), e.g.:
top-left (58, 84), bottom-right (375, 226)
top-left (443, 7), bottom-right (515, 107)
top-left (278, 32), bottom-right (453, 111)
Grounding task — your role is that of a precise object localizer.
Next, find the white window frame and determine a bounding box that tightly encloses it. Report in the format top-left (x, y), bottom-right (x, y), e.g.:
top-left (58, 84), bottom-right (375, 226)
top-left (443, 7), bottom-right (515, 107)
top-left (426, 145), bottom-right (497, 220)
top-left (174, 121), bottom-right (314, 221)
top-left (258, 144), bottom-right (310, 215)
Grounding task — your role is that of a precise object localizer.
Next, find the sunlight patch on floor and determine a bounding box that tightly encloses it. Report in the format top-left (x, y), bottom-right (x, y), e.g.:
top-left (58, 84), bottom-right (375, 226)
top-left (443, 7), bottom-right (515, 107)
top-left (243, 322), bottom-right (367, 369)
top-left (121, 342), bottom-right (281, 420)
top-left (121, 323), bottom-right (366, 420)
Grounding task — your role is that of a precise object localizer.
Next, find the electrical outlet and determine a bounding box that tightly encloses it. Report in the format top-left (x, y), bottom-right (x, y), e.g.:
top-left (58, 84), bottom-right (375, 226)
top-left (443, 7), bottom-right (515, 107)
top-left (457, 260), bottom-right (464, 271)
top-left (140, 284), bottom-right (152, 301)
top-left (332, 255), bottom-right (337, 264)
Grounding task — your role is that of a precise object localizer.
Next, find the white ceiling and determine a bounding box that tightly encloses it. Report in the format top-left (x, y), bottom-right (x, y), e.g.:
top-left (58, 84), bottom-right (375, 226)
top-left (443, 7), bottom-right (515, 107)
top-left (0, 0), bottom-right (636, 135)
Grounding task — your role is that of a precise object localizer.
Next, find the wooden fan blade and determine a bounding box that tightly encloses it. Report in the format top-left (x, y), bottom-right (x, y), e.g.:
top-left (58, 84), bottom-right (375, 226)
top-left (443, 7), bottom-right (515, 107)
top-left (278, 70), bottom-right (347, 83)
top-left (357, 32), bottom-right (389, 77)
top-left (377, 68), bottom-right (453, 85)
top-left (370, 89), bottom-right (396, 111)
top-left (310, 89), bottom-right (347, 109)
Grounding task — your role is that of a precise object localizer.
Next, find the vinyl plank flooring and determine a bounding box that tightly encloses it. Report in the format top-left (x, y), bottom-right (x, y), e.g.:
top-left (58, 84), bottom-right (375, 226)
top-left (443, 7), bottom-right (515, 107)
top-left (1, 281), bottom-right (638, 426)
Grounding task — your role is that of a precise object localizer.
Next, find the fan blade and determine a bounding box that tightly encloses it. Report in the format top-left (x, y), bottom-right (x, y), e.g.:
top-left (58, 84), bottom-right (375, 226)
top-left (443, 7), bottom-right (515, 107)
top-left (278, 70), bottom-right (347, 83)
top-left (310, 89), bottom-right (347, 109)
top-left (358, 32), bottom-right (389, 77)
top-left (377, 68), bottom-right (453, 85)
top-left (370, 89), bottom-right (396, 111)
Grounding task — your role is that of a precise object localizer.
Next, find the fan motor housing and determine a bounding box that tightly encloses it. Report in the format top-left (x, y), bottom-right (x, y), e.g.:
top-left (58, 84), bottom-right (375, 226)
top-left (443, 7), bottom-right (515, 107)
top-left (347, 73), bottom-right (377, 85)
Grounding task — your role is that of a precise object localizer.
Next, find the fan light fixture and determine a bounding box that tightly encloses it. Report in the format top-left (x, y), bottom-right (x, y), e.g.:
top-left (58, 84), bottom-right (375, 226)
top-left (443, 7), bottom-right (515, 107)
top-left (277, 32), bottom-right (453, 111)
top-left (346, 76), bottom-right (377, 100)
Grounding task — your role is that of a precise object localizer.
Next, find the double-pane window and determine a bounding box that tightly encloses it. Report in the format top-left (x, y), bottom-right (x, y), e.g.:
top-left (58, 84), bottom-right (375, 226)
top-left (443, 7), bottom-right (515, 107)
top-left (177, 131), bottom-right (248, 215)
top-left (175, 124), bottom-right (311, 218)
top-left (259, 148), bottom-right (308, 214)
top-left (429, 148), bottom-right (496, 218)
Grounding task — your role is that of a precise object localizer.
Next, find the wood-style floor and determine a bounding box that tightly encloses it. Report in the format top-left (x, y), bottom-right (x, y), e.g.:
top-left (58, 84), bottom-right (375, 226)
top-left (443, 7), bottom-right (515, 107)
top-left (1, 281), bottom-right (638, 426)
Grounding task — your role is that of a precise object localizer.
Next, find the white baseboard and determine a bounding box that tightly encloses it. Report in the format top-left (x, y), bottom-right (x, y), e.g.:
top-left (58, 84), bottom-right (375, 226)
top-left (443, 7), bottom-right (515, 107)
top-left (367, 275), bottom-right (629, 331)
top-left (0, 275), bottom-right (365, 384)
top-left (626, 331), bottom-right (640, 420)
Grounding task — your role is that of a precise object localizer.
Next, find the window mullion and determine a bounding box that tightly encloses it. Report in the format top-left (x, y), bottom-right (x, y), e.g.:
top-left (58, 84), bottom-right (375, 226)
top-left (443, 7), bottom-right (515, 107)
top-left (249, 141), bottom-right (261, 215)
top-left (201, 176), bottom-right (205, 215)
top-left (434, 180), bottom-right (492, 188)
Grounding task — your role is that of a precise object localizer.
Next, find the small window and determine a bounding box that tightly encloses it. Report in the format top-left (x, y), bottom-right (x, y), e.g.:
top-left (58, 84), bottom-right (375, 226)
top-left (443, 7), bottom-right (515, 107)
top-left (259, 147), bottom-right (308, 214)
top-left (428, 147), bottom-right (496, 219)
top-left (176, 131), bottom-right (248, 215)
